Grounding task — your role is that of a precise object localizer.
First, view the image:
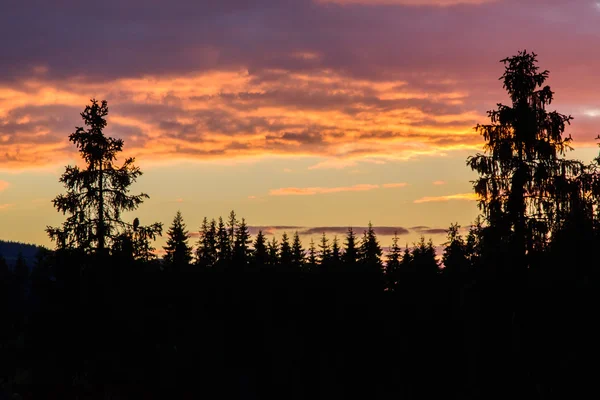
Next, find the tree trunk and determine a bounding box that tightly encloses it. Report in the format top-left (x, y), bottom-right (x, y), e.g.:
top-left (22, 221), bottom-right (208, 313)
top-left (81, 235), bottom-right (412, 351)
top-left (98, 159), bottom-right (105, 253)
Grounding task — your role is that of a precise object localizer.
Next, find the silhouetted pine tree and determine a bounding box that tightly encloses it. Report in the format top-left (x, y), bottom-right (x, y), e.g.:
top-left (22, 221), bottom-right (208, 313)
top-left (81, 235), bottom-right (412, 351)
top-left (386, 232), bottom-right (402, 291)
top-left (400, 245), bottom-right (412, 273)
top-left (163, 211), bottom-right (192, 271)
top-left (197, 218), bottom-right (218, 268)
top-left (465, 217), bottom-right (483, 269)
top-left (233, 218), bottom-right (251, 266)
top-left (252, 230), bottom-right (268, 269)
top-left (358, 223), bottom-right (383, 293)
top-left (291, 232), bottom-right (305, 268)
top-left (280, 233), bottom-right (292, 268)
top-left (442, 224), bottom-right (468, 278)
top-left (331, 236), bottom-right (341, 268)
top-left (216, 217), bottom-right (231, 266)
top-left (467, 50), bottom-right (581, 267)
top-left (359, 223), bottom-right (383, 270)
top-left (318, 233), bottom-right (332, 268)
top-left (307, 239), bottom-right (318, 271)
top-left (342, 227), bottom-right (358, 266)
top-left (227, 210), bottom-right (238, 252)
top-left (411, 236), bottom-right (439, 277)
top-left (46, 99), bottom-right (161, 253)
top-left (267, 237), bottom-right (279, 268)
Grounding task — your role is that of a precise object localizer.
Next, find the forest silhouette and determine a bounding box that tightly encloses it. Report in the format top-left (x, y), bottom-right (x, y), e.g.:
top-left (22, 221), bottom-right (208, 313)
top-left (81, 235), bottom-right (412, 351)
top-left (1, 51), bottom-right (600, 398)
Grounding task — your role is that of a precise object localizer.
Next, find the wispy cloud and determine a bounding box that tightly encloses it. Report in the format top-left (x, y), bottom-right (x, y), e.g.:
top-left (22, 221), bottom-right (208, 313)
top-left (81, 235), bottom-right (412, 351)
top-left (382, 182), bottom-right (408, 188)
top-left (269, 184), bottom-right (379, 196)
top-left (0, 203), bottom-right (14, 210)
top-left (432, 180), bottom-right (446, 185)
top-left (414, 193), bottom-right (477, 203)
top-left (269, 182), bottom-right (408, 196)
top-left (412, 226), bottom-right (448, 235)
top-left (0, 180), bottom-right (9, 192)
top-left (308, 159), bottom-right (358, 170)
top-left (248, 225), bottom-right (304, 235)
top-left (300, 226), bottom-right (410, 236)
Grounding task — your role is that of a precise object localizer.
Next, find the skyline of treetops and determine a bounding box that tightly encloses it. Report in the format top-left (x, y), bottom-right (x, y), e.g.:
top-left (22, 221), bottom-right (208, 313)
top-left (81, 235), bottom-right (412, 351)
top-left (2, 50), bottom-right (597, 271)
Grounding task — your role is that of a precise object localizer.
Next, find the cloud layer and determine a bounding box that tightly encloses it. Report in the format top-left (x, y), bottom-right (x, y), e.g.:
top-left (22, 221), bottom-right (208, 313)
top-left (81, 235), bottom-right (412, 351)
top-left (2, 0), bottom-right (599, 169)
top-left (414, 193), bottom-right (477, 203)
top-left (269, 182), bottom-right (407, 196)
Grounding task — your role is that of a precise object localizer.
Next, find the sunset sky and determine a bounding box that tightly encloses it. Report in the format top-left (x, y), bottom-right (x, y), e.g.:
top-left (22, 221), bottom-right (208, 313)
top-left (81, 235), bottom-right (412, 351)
top-left (2, 0), bottom-right (600, 250)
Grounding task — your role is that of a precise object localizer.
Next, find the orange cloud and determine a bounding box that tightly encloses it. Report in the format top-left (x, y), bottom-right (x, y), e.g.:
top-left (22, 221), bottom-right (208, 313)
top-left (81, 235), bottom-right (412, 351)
top-left (269, 182), bottom-right (408, 195)
top-left (433, 180), bottom-right (446, 185)
top-left (414, 192), bottom-right (477, 203)
top-left (0, 67), bottom-right (485, 169)
top-left (0, 203), bottom-right (14, 210)
top-left (270, 184), bottom-right (379, 196)
top-left (0, 180), bottom-right (9, 191)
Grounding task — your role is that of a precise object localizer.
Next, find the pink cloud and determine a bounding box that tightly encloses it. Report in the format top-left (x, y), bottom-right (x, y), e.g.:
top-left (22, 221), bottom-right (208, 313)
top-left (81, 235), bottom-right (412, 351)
top-left (1, 0), bottom-right (598, 171)
top-left (269, 184), bottom-right (380, 196)
top-left (382, 182), bottom-right (408, 188)
top-left (414, 193), bottom-right (477, 203)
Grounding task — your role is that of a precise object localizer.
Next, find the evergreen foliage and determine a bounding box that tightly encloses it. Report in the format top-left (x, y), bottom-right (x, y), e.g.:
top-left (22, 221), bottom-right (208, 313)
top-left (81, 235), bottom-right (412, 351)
top-left (163, 211), bottom-right (192, 270)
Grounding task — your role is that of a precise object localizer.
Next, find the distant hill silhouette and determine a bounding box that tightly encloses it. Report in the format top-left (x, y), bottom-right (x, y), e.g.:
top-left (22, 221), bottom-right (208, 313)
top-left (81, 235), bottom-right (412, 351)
top-left (0, 240), bottom-right (44, 267)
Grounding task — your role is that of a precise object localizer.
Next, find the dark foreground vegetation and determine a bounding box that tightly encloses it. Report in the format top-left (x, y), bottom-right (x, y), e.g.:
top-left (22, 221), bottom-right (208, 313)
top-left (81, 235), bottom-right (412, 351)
top-left (2, 51), bottom-right (600, 398)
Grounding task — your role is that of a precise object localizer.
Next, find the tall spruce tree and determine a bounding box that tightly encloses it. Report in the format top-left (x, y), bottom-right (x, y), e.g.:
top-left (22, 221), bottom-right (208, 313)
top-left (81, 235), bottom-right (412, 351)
top-left (233, 218), bottom-right (252, 266)
top-left (197, 217), bottom-right (218, 268)
top-left (318, 233), bottom-right (332, 267)
top-left (252, 230), bottom-right (268, 268)
top-left (386, 232), bottom-right (402, 290)
top-left (331, 236), bottom-right (341, 268)
top-left (267, 237), bottom-right (280, 267)
top-left (47, 99), bottom-right (160, 253)
top-left (163, 211), bottom-right (192, 270)
top-left (342, 227), bottom-right (358, 266)
top-left (307, 239), bottom-right (318, 271)
top-left (359, 223), bottom-right (383, 270)
top-left (291, 232), bottom-right (305, 268)
top-left (442, 224), bottom-right (468, 278)
top-left (216, 217), bottom-right (231, 266)
top-left (280, 233), bottom-right (293, 267)
top-left (411, 236), bottom-right (439, 277)
top-left (227, 210), bottom-right (238, 252)
top-left (467, 51), bottom-right (583, 265)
